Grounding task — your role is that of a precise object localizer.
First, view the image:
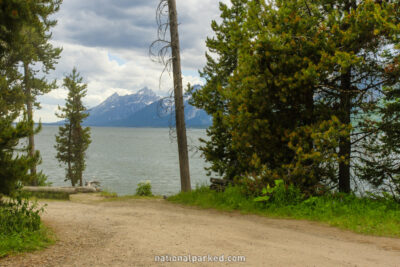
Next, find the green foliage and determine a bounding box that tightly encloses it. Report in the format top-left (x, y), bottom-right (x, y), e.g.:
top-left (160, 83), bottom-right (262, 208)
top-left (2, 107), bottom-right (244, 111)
top-left (169, 186), bottom-right (400, 237)
top-left (0, 1), bottom-right (60, 255)
top-left (0, 227), bottom-right (54, 258)
top-left (100, 190), bottom-right (118, 199)
top-left (189, 0), bottom-right (249, 181)
top-left (35, 172), bottom-right (52, 187)
top-left (169, 185), bottom-right (255, 211)
top-left (55, 68), bottom-right (91, 187)
top-left (254, 180), bottom-right (303, 206)
top-left (191, 0), bottom-right (400, 196)
top-left (135, 181), bottom-right (153, 197)
top-left (0, 196), bottom-right (43, 234)
top-left (0, 119), bottom-right (37, 195)
top-left (356, 85), bottom-right (400, 200)
top-left (0, 192), bottom-right (53, 257)
top-left (0, 0), bottom-right (62, 194)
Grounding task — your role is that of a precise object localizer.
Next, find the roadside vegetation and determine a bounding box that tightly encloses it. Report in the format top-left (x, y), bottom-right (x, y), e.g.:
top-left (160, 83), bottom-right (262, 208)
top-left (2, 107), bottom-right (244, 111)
top-left (169, 183), bottom-right (400, 238)
top-left (0, 194), bottom-right (54, 258)
top-left (100, 182), bottom-right (157, 200)
top-left (176, 0), bottom-right (400, 239)
top-left (0, 0), bottom-right (63, 258)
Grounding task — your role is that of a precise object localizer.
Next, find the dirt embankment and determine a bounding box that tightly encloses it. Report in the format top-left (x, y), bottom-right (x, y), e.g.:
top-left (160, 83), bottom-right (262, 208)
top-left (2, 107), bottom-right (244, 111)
top-left (1, 194), bottom-right (399, 267)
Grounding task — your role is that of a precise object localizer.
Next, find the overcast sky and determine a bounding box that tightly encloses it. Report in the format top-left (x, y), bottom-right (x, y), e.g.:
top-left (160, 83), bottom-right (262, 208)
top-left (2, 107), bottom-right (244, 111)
top-left (35, 0), bottom-right (228, 122)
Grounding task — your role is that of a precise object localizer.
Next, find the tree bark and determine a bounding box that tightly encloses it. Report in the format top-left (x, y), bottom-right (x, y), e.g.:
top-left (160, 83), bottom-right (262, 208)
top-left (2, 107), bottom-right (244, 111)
top-left (68, 124), bottom-right (73, 186)
top-left (168, 0), bottom-right (191, 192)
top-left (24, 62), bottom-right (37, 185)
top-left (338, 70), bottom-right (351, 193)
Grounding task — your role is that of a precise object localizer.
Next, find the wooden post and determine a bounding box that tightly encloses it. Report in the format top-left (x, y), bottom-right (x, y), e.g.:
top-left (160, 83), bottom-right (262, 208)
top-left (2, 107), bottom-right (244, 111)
top-left (167, 0), bottom-right (191, 192)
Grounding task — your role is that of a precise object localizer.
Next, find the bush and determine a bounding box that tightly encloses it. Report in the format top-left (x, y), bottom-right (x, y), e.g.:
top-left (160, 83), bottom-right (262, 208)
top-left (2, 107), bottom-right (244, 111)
top-left (135, 181), bottom-right (152, 196)
top-left (254, 179), bottom-right (303, 206)
top-left (0, 192), bottom-right (52, 257)
top-left (0, 194), bottom-right (44, 235)
top-left (35, 172), bottom-right (52, 187)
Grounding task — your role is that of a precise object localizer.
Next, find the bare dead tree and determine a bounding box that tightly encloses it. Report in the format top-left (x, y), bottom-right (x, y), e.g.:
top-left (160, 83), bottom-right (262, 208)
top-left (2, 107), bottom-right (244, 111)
top-left (150, 0), bottom-right (191, 192)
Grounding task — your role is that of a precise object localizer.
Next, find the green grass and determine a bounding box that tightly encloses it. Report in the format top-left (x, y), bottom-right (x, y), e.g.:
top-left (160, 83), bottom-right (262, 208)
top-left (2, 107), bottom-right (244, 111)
top-left (168, 186), bottom-right (400, 238)
top-left (0, 225), bottom-right (55, 258)
top-left (100, 190), bottom-right (118, 198)
top-left (99, 190), bottom-right (162, 201)
top-left (0, 195), bottom-right (55, 258)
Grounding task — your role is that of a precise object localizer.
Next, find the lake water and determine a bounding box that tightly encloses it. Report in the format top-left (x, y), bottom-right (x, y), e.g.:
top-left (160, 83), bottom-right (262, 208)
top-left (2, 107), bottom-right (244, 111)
top-left (36, 126), bottom-right (211, 196)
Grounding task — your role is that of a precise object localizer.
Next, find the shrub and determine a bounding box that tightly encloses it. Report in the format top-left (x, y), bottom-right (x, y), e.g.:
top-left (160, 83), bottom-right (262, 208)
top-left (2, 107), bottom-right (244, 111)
top-left (0, 194), bottom-right (44, 235)
top-left (254, 179), bottom-right (303, 206)
top-left (36, 172), bottom-right (52, 187)
top-left (100, 190), bottom-right (118, 198)
top-left (135, 181), bottom-right (152, 196)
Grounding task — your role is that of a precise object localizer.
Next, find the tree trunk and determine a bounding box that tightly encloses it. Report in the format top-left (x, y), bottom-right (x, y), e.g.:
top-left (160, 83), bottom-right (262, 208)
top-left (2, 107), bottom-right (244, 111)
top-left (23, 62), bottom-right (37, 185)
top-left (79, 162), bottom-right (83, 186)
top-left (338, 70), bottom-right (351, 193)
top-left (168, 0), bottom-right (191, 192)
top-left (68, 125), bottom-right (73, 186)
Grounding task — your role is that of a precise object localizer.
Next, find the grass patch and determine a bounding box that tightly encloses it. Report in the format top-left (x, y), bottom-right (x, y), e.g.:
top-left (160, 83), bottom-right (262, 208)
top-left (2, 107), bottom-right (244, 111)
top-left (100, 190), bottom-right (118, 199)
top-left (0, 225), bottom-right (55, 258)
top-left (0, 195), bottom-right (55, 258)
top-left (99, 190), bottom-right (162, 201)
top-left (168, 186), bottom-right (400, 238)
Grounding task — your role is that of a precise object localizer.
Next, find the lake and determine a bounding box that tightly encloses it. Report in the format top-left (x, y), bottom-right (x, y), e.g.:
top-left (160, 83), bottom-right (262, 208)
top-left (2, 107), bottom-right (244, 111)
top-left (36, 126), bottom-right (211, 196)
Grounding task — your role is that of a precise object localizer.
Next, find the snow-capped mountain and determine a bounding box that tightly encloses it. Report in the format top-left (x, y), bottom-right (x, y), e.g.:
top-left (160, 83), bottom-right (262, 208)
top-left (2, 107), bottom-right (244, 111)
top-left (83, 86), bottom-right (211, 128)
top-left (84, 87), bottom-right (161, 126)
top-left (107, 97), bottom-right (212, 128)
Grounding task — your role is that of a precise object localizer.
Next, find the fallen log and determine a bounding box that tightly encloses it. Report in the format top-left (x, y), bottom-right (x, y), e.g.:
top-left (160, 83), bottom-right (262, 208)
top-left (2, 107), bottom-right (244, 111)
top-left (23, 186), bottom-right (77, 194)
top-left (22, 186), bottom-right (99, 194)
top-left (210, 178), bottom-right (230, 185)
top-left (209, 178), bottom-right (232, 192)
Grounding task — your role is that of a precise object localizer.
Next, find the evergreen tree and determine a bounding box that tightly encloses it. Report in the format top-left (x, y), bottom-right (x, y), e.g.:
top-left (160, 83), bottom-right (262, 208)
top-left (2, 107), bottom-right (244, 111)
top-left (17, 1), bottom-right (62, 185)
top-left (357, 84), bottom-right (400, 199)
top-left (0, 0), bottom-right (56, 195)
top-left (310, 0), bottom-right (400, 192)
top-left (194, 0), bottom-right (400, 195)
top-left (189, 0), bottom-right (249, 180)
top-left (55, 69), bottom-right (91, 187)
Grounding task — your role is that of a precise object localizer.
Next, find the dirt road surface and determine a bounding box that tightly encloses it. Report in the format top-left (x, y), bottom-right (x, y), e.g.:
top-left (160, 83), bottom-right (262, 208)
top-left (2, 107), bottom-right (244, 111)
top-left (1, 194), bottom-right (399, 267)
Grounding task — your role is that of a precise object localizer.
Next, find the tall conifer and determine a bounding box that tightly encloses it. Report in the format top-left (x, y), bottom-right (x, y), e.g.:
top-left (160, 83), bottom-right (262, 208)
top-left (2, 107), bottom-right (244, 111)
top-left (0, 0), bottom-right (59, 195)
top-left (193, 0), bottom-right (400, 194)
top-left (18, 1), bottom-right (62, 185)
top-left (55, 69), bottom-right (91, 187)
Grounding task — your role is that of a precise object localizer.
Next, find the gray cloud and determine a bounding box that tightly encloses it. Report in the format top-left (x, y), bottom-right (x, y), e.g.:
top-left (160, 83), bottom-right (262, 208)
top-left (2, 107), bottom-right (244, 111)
top-left (37, 0), bottom-right (228, 122)
top-left (53, 0), bottom-right (225, 66)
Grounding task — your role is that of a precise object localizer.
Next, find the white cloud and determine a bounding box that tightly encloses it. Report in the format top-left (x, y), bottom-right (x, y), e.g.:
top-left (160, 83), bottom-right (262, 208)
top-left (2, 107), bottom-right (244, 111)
top-left (35, 0), bottom-right (229, 122)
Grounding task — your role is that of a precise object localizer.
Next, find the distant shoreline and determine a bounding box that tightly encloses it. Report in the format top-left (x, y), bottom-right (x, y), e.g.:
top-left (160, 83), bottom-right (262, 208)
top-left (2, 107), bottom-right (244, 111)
top-left (39, 123), bottom-right (209, 129)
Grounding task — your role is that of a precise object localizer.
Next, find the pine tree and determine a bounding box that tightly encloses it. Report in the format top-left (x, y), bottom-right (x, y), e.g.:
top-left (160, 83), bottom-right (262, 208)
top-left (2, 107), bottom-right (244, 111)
top-left (310, 0), bottom-right (400, 192)
top-left (0, 0), bottom-right (55, 195)
top-left (224, 0), bottom-right (342, 192)
top-left (194, 0), bottom-right (400, 195)
top-left (55, 69), bottom-right (91, 187)
top-left (17, 1), bottom-right (62, 185)
top-left (189, 0), bottom-right (249, 180)
top-left (357, 83), bottom-right (400, 199)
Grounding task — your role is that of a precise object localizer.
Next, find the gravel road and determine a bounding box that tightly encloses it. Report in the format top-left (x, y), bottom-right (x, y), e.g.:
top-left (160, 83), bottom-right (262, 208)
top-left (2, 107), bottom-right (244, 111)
top-left (1, 194), bottom-right (399, 267)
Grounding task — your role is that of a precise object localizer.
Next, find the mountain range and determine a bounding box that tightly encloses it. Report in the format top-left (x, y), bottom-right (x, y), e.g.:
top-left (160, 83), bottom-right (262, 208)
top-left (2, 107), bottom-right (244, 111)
top-left (82, 86), bottom-right (211, 128)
